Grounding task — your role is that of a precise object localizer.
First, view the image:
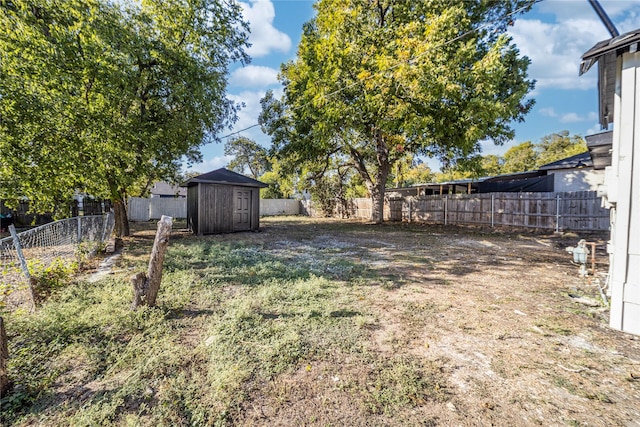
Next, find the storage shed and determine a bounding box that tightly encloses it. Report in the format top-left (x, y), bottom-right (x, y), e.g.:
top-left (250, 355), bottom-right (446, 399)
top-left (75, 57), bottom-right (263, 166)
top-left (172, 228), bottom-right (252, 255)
top-left (182, 168), bottom-right (267, 235)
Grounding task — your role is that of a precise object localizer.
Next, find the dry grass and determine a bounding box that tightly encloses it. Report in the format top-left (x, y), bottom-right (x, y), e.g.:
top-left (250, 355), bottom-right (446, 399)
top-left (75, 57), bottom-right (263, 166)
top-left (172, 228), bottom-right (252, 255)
top-left (2, 216), bottom-right (640, 426)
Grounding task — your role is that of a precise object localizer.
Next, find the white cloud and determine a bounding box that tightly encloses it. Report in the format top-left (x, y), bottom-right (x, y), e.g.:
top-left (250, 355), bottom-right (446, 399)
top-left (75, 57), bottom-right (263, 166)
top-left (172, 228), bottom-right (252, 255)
top-left (539, 107), bottom-right (557, 117)
top-left (226, 87), bottom-right (284, 146)
top-left (585, 123), bottom-right (602, 136)
top-left (560, 112), bottom-right (583, 123)
top-left (240, 0), bottom-right (292, 58)
top-left (509, 18), bottom-right (606, 90)
top-left (228, 90), bottom-right (269, 137)
top-left (560, 111), bottom-right (599, 123)
top-left (538, 0), bottom-right (640, 27)
top-left (186, 155), bottom-right (234, 174)
top-left (480, 138), bottom-right (511, 156)
top-left (538, 107), bottom-right (598, 123)
top-left (509, 2), bottom-right (640, 91)
top-left (230, 65), bottom-right (279, 88)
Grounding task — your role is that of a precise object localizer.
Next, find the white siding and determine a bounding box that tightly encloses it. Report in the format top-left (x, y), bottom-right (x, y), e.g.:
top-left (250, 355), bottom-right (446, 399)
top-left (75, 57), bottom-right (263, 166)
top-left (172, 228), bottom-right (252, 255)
top-left (608, 50), bottom-right (640, 335)
top-left (128, 198), bottom-right (150, 221)
top-left (129, 197), bottom-right (300, 221)
top-left (550, 168), bottom-right (605, 192)
top-left (260, 199), bottom-right (300, 216)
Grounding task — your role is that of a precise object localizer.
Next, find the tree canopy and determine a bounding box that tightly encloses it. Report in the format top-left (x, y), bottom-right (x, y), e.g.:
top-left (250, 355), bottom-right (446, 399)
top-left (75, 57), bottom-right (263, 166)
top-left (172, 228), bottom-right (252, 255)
top-left (224, 136), bottom-right (269, 180)
top-left (261, 0), bottom-right (535, 222)
top-left (0, 0), bottom-right (249, 235)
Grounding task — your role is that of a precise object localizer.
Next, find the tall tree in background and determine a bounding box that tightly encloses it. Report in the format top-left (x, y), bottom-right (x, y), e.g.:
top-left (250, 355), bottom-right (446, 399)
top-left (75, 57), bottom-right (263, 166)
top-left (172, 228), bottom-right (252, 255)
top-left (536, 131), bottom-right (587, 167)
top-left (502, 141), bottom-right (538, 173)
top-left (496, 131), bottom-right (587, 174)
top-left (224, 136), bottom-right (269, 179)
top-left (262, 0), bottom-right (534, 223)
top-left (0, 0), bottom-right (249, 236)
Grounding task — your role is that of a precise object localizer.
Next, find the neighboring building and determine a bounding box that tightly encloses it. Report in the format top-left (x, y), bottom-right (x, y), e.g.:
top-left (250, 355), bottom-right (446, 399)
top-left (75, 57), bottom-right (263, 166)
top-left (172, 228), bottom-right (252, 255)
top-left (150, 182), bottom-right (187, 198)
top-left (181, 168), bottom-right (267, 235)
top-left (580, 27), bottom-right (640, 335)
top-left (385, 152), bottom-right (602, 197)
top-left (537, 151), bottom-right (604, 192)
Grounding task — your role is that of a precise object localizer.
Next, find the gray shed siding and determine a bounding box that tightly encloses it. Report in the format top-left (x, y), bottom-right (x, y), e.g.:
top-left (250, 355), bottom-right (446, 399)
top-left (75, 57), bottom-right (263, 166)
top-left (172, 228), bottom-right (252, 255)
top-left (187, 185), bottom-right (199, 235)
top-left (187, 183), bottom-right (261, 235)
top-left (200, 184), bottom-right (234, 234)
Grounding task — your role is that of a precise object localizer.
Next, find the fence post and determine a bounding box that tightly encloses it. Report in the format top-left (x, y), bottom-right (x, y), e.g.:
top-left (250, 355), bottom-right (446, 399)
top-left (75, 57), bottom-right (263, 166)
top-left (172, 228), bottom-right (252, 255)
top-left (491, 193), bottom-right (495, 228)
top-left (408, 197), bottom-right (412, 223)
top-left (101, 212), bottom-right (111, 243)
top-left (77, 216), bottom-right (82, 244)
top-left (555, 193), bottom-right (561, 233)
top-left (444, 195), bottom-right (448, 226)
top-left (8, 225), bottom-right (36, 310)
top-left (0, 316), bottom-right (9, 398)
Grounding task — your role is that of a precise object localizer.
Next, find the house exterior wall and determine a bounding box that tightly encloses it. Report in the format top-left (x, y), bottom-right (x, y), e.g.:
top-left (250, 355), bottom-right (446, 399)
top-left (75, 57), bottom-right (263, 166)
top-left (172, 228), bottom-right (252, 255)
top-left (550, 168), bottom-right (605, 192)
top-left (608, 49), bottom-right (640, 336)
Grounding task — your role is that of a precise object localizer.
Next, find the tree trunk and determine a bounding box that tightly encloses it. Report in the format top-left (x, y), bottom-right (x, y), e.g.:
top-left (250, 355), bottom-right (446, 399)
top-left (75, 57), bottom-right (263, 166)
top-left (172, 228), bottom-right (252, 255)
top-left (0, 316), bottom-right (10, 398)
top-left (131, 215), bottom-right (173, 309)
top-left (370, 180), bottom-right (386, 224)
top-left (113, 197), bottom-right (130, 237)
top-left (370, 129), bottom-right (391, 224)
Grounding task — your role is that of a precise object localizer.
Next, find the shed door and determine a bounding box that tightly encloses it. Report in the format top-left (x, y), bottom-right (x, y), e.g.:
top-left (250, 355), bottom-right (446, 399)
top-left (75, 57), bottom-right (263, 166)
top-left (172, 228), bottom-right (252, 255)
top-left (234, 188), bottom-right (251, 231)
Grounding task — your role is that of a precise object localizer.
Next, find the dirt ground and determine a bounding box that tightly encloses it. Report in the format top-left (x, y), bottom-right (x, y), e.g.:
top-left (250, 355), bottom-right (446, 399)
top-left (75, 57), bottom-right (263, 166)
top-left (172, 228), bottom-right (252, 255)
top-left (231, 218), bottom-right (640, 426)
top-left (10, 217), bottom-right (638, 426)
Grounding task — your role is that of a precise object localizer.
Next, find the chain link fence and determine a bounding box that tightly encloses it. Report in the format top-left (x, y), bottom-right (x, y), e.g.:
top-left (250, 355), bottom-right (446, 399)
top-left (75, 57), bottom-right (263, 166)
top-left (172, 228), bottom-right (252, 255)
top-left (0, 214), bottom-right (114, 310)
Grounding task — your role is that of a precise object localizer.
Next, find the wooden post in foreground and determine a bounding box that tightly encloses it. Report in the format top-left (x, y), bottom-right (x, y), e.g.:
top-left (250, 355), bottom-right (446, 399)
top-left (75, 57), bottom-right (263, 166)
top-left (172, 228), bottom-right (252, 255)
top-left (131, 215), bottom-right (173, 309)
top-left (0, 316), bottom-right (10, 397)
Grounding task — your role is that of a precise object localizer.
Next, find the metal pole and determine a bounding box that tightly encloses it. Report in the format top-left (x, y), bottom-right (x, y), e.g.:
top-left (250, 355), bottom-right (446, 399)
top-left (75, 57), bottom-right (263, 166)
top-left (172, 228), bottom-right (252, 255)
top-left (77, 216), bottom-right (82, 244)
top-left (555, 194), bottom-right (561, 233)
top-left (444, 195), bottom-right (448, 226)
top-left (588, 0), bottom-right (620, 38)
top-left (491, 193), bottom-right (495, 228)
top-left (9, 224), bottom-right (36, 310)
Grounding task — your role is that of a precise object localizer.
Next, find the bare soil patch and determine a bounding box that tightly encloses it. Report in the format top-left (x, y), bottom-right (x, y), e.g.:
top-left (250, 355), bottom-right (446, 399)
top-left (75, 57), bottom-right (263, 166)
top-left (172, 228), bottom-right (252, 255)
top-left (7, 217), bottom-right (639, 426)
top-left (233, 217), bottom-right (640, 426)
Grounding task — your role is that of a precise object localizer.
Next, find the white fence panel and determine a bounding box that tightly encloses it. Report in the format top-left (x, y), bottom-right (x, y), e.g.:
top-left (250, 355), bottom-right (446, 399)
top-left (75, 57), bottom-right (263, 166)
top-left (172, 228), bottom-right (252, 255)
top-left (260, 199), bottom-right (300, 216)
top-left (149, 198), bottom-right (187, 220)
top-left (128, 198), bottom-right (150, 221)
top-left (129, 197), bottom-right (299, 221)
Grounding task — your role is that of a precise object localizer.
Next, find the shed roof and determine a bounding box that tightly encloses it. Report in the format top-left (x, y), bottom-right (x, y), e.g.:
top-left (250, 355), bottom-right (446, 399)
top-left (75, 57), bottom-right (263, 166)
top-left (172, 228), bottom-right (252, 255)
top-left (181, 168), bottom-right (267, 188)
top-left (538, 151), bottom-right (592, 171)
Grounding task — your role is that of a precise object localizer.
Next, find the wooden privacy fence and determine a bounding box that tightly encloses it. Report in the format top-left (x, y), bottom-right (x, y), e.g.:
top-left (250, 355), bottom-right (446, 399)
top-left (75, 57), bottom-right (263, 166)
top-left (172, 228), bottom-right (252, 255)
top-left (341, 191), bottom-right (610, 232)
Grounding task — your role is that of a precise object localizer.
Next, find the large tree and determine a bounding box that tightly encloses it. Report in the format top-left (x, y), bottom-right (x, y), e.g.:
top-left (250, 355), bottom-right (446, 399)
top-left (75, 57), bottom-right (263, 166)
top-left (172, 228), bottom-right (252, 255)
top-left (224, 136), bottom-right (269, 179)
top-left (536, 130), bottom-right (586, 167)
top-left (502, 141), bottom-right (538, 173)
top-left (0, 0), bottom-right (249, 236)
top-left (261, 0), bottom-right (534, 223)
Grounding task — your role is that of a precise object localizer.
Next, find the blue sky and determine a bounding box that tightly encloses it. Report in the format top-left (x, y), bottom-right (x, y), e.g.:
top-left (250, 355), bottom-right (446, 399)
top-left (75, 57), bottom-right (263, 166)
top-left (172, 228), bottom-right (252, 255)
top-left (188, 0), bottom-right (640, 174)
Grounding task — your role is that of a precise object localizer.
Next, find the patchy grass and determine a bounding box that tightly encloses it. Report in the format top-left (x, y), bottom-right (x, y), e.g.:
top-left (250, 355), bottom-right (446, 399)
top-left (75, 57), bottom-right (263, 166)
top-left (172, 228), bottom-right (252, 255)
top-left (1, 216), bottom-right (639, 426)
